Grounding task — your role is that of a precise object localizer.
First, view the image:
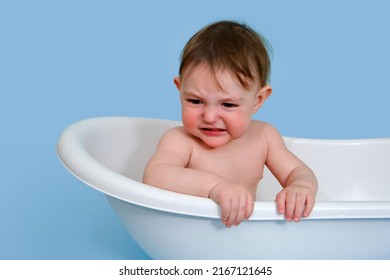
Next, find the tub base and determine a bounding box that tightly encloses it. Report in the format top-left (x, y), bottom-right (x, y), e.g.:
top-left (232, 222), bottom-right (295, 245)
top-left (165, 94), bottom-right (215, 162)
top-left (107, 196), bottom-right (390, 260)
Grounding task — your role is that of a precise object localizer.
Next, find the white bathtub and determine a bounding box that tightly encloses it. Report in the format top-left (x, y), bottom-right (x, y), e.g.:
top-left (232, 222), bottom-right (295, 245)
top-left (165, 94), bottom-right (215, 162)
top-left (57, 117), bottom-right (390, 259)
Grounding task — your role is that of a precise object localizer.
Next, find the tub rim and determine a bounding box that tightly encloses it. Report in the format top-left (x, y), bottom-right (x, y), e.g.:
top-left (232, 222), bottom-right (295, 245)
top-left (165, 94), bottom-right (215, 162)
top-left (57, 116), bottom-right (390, 221)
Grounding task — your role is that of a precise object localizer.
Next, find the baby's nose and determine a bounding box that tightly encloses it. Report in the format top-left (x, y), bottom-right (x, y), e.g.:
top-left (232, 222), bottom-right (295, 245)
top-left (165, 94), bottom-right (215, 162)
top-left (203, 107), bottom-right (219, 123)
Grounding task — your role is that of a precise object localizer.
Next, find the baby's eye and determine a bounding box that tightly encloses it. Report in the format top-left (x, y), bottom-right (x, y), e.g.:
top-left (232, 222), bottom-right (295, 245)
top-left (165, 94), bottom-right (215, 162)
top-left (187, 99), bottom-right (202, 105)
top-left (222, 103), bottom-right (238, 108)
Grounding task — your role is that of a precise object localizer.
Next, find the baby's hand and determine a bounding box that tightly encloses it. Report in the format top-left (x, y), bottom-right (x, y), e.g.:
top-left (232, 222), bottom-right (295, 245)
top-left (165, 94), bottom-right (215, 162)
top-left (275, 185), bottom-right (316, 222)
top-left (209, 179), bottom-right (254, 228)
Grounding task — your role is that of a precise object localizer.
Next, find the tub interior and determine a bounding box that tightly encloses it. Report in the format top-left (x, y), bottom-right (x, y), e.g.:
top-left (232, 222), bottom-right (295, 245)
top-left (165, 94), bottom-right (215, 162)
top-left (84, 118), bottom-right (390, 202)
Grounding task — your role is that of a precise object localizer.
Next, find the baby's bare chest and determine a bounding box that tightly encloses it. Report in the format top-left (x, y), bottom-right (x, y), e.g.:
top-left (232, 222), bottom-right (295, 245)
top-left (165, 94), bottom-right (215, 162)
top-left (187, 142), bottom-right (267, 187)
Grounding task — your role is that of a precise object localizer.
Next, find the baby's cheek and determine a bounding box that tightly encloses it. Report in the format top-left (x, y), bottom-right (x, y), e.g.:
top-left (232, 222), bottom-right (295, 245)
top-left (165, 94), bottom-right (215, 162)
top-left (229, 116), bottom-right (251, 138)
top-left (182, 111), bottom-right (197, 130)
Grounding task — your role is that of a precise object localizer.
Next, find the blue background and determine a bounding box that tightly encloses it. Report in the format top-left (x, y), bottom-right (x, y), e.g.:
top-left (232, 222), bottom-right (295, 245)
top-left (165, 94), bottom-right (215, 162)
top-left (1, 0), bottom-right (389, 259)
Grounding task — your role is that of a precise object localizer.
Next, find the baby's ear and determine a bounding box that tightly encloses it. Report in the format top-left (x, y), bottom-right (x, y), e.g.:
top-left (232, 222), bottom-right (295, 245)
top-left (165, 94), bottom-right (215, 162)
top-left (253, 85), bottom-right (272, 113)
top-left (173, 76), bottom-right (181, 91)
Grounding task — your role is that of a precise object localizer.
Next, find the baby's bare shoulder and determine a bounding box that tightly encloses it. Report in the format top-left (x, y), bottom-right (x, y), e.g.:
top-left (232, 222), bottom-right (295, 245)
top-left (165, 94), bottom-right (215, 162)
top-left (250, 120), bottom-right (278, 135)
top-left (251, 120), bottom-right (271, 128)
top-left (163, 126), bottom-right (188, 137)
top-left (250, 120), bottom-right (284, 146)
top-left (159, 126), bottom-right (192, 145)
top-left (151, 126), bottom-right (194, 165)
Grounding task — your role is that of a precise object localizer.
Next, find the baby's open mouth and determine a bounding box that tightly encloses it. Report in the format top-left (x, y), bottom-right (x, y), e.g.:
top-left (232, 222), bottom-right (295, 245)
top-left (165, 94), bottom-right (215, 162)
top-left (201, 128), bottom-right (226, 132)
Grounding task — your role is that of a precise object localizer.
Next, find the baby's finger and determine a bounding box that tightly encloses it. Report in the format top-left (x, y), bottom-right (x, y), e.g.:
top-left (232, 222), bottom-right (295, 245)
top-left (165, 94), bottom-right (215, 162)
top-left (275, 191), bottom-right (286, 214)
top-left (293, 194), bottom-right (306, 222)
top-left (244, 194), bottom-right (254, 220)
top-left (219, 198), bottom-right (231, 226)
top-left (284, 192), bottom-right (296, 222)
top-left (233, 195), bottom-right (247, 226)
top-left (225, 198), bottom-right (238, 227)
top-left (303, 194), bottom-right (315, 217)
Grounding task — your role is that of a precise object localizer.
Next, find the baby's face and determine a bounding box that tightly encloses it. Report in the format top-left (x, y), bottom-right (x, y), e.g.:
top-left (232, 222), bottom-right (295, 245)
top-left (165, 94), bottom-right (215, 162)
top-left (174, 64), bottom-right (269, 148)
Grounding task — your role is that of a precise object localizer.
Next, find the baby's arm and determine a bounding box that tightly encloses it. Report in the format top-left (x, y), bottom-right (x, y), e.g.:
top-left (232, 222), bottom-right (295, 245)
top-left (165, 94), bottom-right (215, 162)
top-left (143, 128), bottom-right (219, 197)
top-left (264, 125), bottom-right (318, 222)
top-left (143, 127), bottom-right (253, 227)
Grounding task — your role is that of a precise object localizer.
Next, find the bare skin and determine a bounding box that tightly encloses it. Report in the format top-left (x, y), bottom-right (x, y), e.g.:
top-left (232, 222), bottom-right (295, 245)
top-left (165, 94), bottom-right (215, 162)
top-left (143, 64), bottom-right (318, 227)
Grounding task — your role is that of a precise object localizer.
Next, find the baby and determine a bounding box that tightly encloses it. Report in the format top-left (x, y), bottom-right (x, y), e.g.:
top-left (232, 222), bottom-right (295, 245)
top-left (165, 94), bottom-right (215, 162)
top-left (143, 20), bottom-right (318, 227)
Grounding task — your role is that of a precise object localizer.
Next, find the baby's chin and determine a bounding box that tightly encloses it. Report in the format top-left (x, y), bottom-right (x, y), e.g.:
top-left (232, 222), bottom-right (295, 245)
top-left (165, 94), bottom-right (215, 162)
top-left (195, 134), bottom-right (234, 149)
